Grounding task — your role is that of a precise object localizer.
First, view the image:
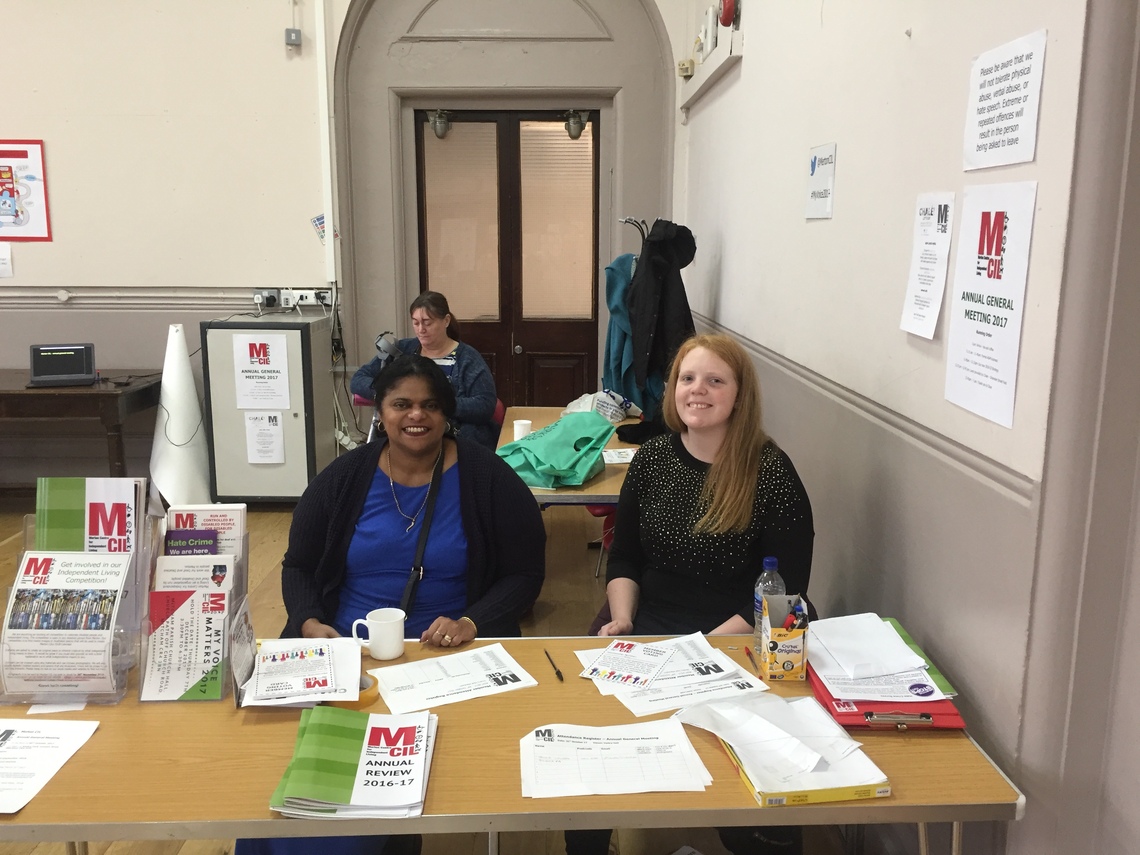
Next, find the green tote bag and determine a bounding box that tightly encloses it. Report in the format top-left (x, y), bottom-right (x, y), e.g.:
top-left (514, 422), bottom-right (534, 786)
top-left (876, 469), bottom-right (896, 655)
top-left (496, 411), bottom-right (616, 489)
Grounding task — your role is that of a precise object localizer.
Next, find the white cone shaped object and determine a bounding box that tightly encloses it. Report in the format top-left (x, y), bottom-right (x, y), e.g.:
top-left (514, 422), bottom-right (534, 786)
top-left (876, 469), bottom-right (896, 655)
top-left (149, 323), bottom-right (212, 506)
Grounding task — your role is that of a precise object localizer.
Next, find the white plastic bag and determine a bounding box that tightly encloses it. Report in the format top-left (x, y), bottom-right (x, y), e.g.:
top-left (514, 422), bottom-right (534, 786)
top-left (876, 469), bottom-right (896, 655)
top-left (561, 389), bottom-right (643, 425)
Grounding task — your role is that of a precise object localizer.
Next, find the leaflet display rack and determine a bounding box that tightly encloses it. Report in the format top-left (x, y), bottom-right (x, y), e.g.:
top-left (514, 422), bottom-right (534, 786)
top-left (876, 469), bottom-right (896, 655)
top-left (0, 514), bottom-right (160, 706)
top-left (137, 516), bottom-right (249, 702)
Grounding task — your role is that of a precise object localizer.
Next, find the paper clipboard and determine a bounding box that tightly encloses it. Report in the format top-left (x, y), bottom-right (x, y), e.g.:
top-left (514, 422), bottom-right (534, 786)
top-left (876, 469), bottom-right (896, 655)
top-left (806, 664), bottom-right (965, 731)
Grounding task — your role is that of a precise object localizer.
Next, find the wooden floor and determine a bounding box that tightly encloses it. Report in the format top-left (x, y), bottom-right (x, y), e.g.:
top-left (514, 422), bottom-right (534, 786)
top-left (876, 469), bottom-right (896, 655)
top-left (0, 494), bottom-right (845, 855)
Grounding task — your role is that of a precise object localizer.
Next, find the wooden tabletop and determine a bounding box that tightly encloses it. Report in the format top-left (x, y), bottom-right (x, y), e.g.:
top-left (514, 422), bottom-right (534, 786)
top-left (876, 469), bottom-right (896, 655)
top-left (498, 407), bottom-right (640, 505)
top-left (0, 636), bottom-right (1021, 843)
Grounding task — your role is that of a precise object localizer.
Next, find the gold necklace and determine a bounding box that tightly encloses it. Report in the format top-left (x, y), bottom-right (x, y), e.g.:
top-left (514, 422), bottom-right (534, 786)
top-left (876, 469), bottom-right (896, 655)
top-left (387, 445), bottom-right (443, 533)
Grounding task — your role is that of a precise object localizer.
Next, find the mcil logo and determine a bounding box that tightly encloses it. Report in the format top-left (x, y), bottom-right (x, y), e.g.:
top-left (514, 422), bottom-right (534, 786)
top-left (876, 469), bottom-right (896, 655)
top-left (303, 677), bottom-right (328, 690)
top-left (89, 502), bottom-right (130, 551)
top-left (975, 210), bottom-right (1007, 280)
top-left (172, 513), bottom-right (198, 529)
top-left (248, 342), bottom-right (271, 365)
top-left (201, 593), bottom-right (226, 613)
top-left (23, 556), bottom-right (53, 586)
top-left (368, 726), bottom-right (420, 756)
top-left (612, 642), bottom-right (635, 653)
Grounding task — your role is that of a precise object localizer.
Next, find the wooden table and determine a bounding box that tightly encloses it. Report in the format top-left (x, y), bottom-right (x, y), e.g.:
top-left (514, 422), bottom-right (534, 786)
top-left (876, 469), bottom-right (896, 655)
top-left (0, 636), bottom-right (1021, 845)
top-left (498, 406), bottom-right (639, 505)
top-left (0, 370), bottom-right (162, 477)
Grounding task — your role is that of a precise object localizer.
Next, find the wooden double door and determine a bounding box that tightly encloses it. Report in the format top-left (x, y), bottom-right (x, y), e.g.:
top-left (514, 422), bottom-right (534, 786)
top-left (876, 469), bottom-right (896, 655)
top-left (415, 110), bottom-right (599, 407)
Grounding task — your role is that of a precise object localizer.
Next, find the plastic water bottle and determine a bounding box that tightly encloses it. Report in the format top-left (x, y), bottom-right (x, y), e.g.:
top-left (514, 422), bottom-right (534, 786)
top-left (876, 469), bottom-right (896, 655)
top-left (753, 556), bottom-right (787, 650)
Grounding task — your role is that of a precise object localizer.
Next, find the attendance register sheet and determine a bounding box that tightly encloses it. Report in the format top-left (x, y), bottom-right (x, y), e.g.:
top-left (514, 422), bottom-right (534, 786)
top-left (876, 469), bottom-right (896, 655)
top-left (371, 642), bottom-right (537, 714)
top-left (520, 719), bottom-right (711, 798)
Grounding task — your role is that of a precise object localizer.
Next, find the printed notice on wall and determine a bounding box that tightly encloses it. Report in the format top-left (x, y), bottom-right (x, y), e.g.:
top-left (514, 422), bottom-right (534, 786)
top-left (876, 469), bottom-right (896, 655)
top-left (805, 143), bottom-right (837, 219)
top-left (944, 182), bottom-right (1037, 427)
top-left (900, 192), bottom-right (955, 339)
top-left (245, 412), bottom-right (285, 464)
top-left (963, 30), bottom-right (1047, 171)
top-left (233, 334), bottom-right (290, 410)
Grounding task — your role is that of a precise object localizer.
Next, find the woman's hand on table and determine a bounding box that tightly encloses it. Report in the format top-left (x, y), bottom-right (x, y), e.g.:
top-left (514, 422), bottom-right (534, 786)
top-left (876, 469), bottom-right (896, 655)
top-left (421, 616), bottom-right (477, 648)
top-left (597, 618), bottom-right (634, 636)
top-left (301, 618), bottom-right (340, 639)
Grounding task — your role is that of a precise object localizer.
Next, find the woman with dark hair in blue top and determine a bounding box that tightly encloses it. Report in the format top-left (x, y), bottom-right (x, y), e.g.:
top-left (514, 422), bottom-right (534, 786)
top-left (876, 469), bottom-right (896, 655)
top-left (238, 354), bottom-right (545, 855)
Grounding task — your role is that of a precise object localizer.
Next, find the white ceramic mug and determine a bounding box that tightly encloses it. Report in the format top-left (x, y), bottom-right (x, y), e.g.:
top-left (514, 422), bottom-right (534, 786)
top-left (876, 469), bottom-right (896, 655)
top-left (513, 419), bottom-right (533, 441)
top-left (351, 607), bottom-right (406, 660)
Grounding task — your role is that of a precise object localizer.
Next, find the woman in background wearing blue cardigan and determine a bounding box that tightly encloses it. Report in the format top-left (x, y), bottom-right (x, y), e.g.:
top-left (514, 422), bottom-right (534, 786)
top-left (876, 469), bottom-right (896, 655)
top-left (352, 291), bottom-right (498, 449)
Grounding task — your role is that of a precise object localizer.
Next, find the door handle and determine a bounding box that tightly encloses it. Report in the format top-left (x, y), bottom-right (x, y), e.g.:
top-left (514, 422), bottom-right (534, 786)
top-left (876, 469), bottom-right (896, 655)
top-left (513, 345), bottom-right (523, 354)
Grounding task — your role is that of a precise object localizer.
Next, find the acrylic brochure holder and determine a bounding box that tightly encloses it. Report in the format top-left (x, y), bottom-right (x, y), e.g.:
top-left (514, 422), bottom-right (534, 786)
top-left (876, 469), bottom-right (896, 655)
top-left (0, 513), bottom-right (159, 706)
top-left (137, 517), bottom-right (249, 703)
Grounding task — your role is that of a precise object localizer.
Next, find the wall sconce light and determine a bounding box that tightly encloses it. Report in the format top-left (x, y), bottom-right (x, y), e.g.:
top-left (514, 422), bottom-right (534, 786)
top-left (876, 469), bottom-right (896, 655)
top-left (563, 110), bottom-right (586, 140)
top-left (429, 110), bottom-right (451, 140)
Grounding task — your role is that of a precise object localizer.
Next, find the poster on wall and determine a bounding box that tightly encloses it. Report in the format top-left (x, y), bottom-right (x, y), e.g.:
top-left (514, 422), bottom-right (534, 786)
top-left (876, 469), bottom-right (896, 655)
top-left (900, 192), bottom-right (955, 339)
top-left (232, 334), bottom-right (291, 410)
top-left (805, 143), bottom-right (836, 220)
top-left (963, 30), bottom-right (1047, 171)
top-left (244, 412), bottom-right (285, 464)
top-left (0, 141), bottom-right (51, 242)
top-left (944, 181), bottom-right (1037, 428)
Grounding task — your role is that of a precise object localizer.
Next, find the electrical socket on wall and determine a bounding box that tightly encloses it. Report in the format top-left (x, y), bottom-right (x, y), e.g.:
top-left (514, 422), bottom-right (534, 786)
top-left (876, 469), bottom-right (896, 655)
top-left (278, 288), bottom-right (331, 308)
top-left (254, 289), bottom-right (280, 308)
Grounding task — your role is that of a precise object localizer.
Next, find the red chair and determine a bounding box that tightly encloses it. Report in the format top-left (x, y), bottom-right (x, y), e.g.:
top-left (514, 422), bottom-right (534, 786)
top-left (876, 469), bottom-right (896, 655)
top-left (586, 504), bottom-right (616, 578)
top-left (352, 393), bottom-right (380, 443)
top-left (492, 398), bottom-right (506, 427)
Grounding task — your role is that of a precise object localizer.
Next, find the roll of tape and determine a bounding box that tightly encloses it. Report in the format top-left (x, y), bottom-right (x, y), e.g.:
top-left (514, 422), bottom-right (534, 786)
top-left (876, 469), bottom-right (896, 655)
top-left (328, 673), bottom-right (379, 710)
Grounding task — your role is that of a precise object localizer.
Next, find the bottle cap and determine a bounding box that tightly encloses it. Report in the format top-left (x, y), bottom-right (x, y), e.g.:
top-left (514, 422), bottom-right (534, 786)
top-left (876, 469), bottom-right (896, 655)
top-left (762, 556), bottom-right (778, 570)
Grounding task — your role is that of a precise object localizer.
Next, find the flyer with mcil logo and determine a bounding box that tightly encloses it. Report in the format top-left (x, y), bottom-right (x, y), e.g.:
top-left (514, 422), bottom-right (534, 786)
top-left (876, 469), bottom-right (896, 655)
top-left (140, 590), bottom-right (229, 701)
top-left (1, 552), bottom-right (132, 695)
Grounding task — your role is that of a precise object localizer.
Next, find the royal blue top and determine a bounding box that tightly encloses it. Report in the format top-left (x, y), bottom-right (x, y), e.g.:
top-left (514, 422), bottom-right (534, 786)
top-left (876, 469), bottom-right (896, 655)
top-left (333, 464), bottom-right (468, 638)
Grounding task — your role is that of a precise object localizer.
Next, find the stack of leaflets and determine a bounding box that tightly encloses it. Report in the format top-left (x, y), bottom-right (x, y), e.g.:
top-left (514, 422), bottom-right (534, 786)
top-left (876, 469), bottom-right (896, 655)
top-left (1, 552), bottom-right (134, 696)
top-left (806, 616), bottom-right (964, 729)
top-left (677, 694), bottom-right (891, 807)
top-left (271, 706), bottom-right (438, 819)
top-left (574, 634), bottom-right (769, 716)
top-left (30, 476), bottom-right (150, 642)
top-left (139, 503), bottom-right (247, 701)
top-left (806, 614), bottom-right (949, 705)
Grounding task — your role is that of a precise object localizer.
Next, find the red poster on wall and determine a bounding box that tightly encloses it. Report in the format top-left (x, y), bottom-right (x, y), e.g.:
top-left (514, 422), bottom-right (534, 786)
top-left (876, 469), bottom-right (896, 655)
top-left (0, 140), bottom-right (51, 241)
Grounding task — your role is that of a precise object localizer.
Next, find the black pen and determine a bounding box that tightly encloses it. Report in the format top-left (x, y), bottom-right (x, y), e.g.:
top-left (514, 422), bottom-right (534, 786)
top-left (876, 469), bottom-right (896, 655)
top-left (544, 648), bottom-right (564, 682)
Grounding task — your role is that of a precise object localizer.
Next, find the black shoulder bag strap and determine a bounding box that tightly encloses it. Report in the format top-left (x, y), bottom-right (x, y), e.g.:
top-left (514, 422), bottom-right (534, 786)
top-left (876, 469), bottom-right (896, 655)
top-left (399, 448), bottom-right (446, 614)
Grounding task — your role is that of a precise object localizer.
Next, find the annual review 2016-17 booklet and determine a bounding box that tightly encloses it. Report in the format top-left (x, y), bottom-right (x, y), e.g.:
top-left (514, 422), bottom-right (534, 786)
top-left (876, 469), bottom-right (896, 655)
top-left (271, 706), bottom-right (438, 819)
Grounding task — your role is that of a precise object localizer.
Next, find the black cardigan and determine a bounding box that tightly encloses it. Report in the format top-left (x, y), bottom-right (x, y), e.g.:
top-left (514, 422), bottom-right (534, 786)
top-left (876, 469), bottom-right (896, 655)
top-left (281, 438), bottom-right (546, 638)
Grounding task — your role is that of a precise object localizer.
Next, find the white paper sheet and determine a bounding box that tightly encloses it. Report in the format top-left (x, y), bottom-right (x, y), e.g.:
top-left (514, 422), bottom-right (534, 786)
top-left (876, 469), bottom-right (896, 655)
top-left (0, 243), bottom-right (12, 278)
top-left (602, 449), bottom-right (636, 464)
top-left (0, 719), bottom-right (99, 813)
top-left (233, 333), bottom-right (290, 409)
top-left (519, 719), bottom-right (710, 798)
top-left (805, 143), bottom-right (837, 219)
top-left (900, 192), bottom-right (955, 339)
top-left (370, 642), bottom-right (537, 714)
top-left (963, 30), bottom-right (1047, 170)
top-left (677, 696), bottom-right (887, 800)
top-left (807, 634), bottom-right (945, 702)
top-left (244, 412), bottom-right (285, 464)
top-left (573, 636), bottom-right (769, 715)
top-left (944, 181), bottom-right (1037, 427)
top-left (807, 613), bottom-right (925, 679)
